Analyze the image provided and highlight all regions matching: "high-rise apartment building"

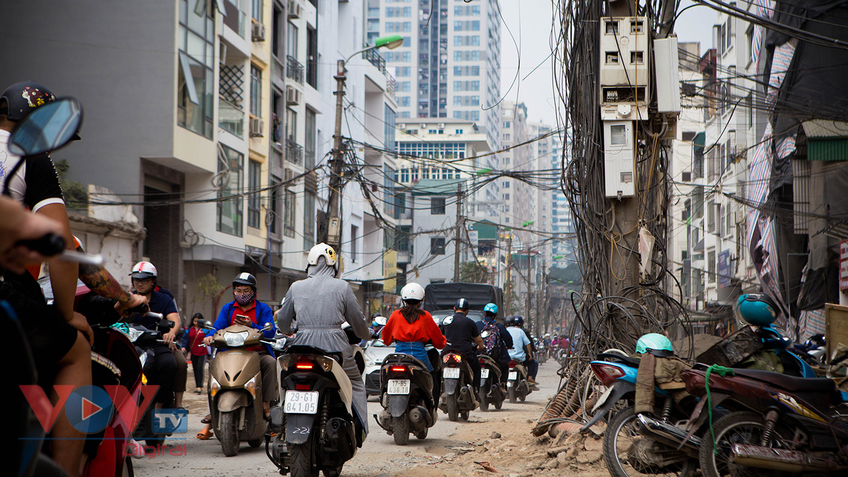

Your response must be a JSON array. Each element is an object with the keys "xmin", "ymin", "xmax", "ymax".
[{"xmin": 366, "ymin": 0, "xmax": 501, "ymax": 151}]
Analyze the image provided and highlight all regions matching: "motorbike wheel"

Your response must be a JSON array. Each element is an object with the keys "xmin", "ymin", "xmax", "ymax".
[
  {"xmin": 393, "ymin": 415, "xmax": 410, "ymax": 445},
  {"xmin": 248, "ymin": 439, "xmax": 261, "ymax": 448},
  {"xmin": 699, "ymin": 411, "xmax": 792, "ymax": 477},
  {"xmin": 479, "ymin": 386, "xmax": 489, "ymax": 412},
  {"xmin": 446, "ymin": 395, "xmax": 459, "ymax": 421},
  {"xmin": 518, "ymin": 390, "xmax": 526, "ymax": 402},
  {"xmin": 414, "ymin": 427, "xmax": 428, "ymax": 440},
  {"xmin": 460, "ymin": 411, "xmax": 469, "ymax": 421},
  {"xmin": 219, "ymin": 411, "xmax": 241, "ymax": 456},
  {"xmin": 493, "ymin": 396, "xmax": 503, "ymax": 410},
  {"xmin": 290, "ymin": 441, "xmax": 319, "ymax": 477},
  {"xmin": 604, "ymin": 406, "xmax": 695, "ymax": 477},
  {"xmin": 508, "ymin": 385, "xmax": 517, "ymax": 403}
]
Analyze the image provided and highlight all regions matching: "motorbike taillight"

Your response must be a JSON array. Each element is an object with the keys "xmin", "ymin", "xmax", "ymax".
[
  {"xmin": 590, "ymin": 362, "xmax": 626, "ymax": 386},
  {"xmin": 390, "ymin": 365, "xmax": 407, "ymax": 373},
  {"xmin": 508, "ymin": 360, "xmax": 516, "ymax": 369},
  {"xmin": 479, "ymin": 358, "xmax": 486, "ymax": 365},
  {"xmin": 443, "ymin": 354, "xmax": 462, "ymax": 363},
  {"xmin": 295, "ymin": 358, "xmax": 314, "ymax": 370}
]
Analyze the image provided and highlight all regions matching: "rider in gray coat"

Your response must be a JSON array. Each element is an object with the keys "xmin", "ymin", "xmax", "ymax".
[{"xmin": 276, "ymin": 243, "xmax": 372, "ymax": 434}]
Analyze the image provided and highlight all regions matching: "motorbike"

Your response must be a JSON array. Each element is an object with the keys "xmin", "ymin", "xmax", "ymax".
[
  {"xmin": 266, "ymin": 325, "xmax": 366, "ymax": 477},
  {"xmin": 374, "ymin": 352, "xmax": 437, "ymax": 445},
  {"xmin": 507, "ymin": 359, "xmax": 532, "ymax": 403},
  {"xmin": 440, "ymin": 350, "xmax": 477, "ymax": 421},
  {"xmin": 131, "ymin": 313, "xmax": 177, "ymax": 448},
  {"xmin": 206, "ymin": 321, "xmax": 275, "ymax": 456},
  {"xmin": 682, "ymin": 363, "xmax": 848, "ymax": 477},
  {"xmin": 477, "ymin": 353, "xmax": 506, "ymax": 411},
  {"xmin": 535, "ymin": 340, "xmax": 548, "ymax": 365}
]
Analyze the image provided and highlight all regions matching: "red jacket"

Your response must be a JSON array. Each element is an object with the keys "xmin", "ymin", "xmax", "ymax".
[
  {"xmin": 382, "ymin": 309, "xmax": 446, "ymax": 348},
  {"xmin": 185, "ymin": 327, "xmax": 208, "ymax": 356}
]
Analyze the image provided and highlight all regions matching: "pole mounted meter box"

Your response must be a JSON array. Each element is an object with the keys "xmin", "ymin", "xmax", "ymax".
[
  {"xmin": 603, "ymin": 120, "xmax": 635, "ymax": 198},
  {"xmin": 599, "ymin": 16, "xmax": 650, "ymax": 121}
]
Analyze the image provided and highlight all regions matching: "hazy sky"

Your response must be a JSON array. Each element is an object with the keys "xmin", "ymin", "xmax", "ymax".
[{"xmin": 498, "ymin": 0, "xmax": 718, "ymax": 127}]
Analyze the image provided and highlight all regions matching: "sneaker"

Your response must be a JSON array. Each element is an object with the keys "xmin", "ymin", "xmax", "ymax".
[{"xmin": 126, "ymin": 439, "xmax": 146, "ymax": 459}]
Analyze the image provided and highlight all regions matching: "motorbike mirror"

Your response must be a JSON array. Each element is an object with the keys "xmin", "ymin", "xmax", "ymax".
[
  {"xmin": 8, "ymin": 97, "xmax": 83, "ymax": 156},
  {"xmin": 160, "ymin": 318, "xmax": 175, "ymax": 328},
  {"xmin": 263, "ymin": 322, "xmax": 273, "ymax": 331},
  {"xmin": 197, "ymin": 319, "xmax": 213, "ymax": 329},
  {"xmin": 375, "ymin": 316, "xmax": 388, "ymax": 326}
]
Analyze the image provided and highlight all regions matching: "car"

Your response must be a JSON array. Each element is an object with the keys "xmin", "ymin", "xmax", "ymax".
[
  {"xmin": 430, "ymin": 309, "xmax": 484, "ymax": 326},
  {"xmin": 363, "ymin": 339, "xmax": 396, "ymax": 396}
]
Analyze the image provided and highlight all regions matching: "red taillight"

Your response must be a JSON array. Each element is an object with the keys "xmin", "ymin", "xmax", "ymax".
[
  {"xmin": 443, "ymin": 354, "xmax": 462, "ymax": 363},
  {"xmin": 508, "ymin": 360, "xmax": 516, "ymax": 369},
  {"xmin": 295, "ymin": 358, "xmax": 314, "ymax": 370},
  {"xmin": 295, "ymin": 384, "xmax": 311, "ymax": 390},
  {"xmin": 479, "ymin": 358, "xmax": 486, "ymax": 365},
  {"xmin": 390, "ymin": 366, "xmax": 407, "ymax": 373},
  {"xmin": 590, "ymin": 362, "xmax": 626, "ymax": 386}
]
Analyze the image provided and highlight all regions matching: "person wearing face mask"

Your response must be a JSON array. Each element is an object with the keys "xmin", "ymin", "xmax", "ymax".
[{"xmin": 203, "ymin": 272, "xmax": 278, "ymax": 419}]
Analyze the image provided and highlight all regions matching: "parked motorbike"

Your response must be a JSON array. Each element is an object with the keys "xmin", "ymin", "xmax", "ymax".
[
  {"xmin": 374, "ymin": 353, "xmax": 437, "ymax": 445},
  {"xmin": 440, "ymin": 351, "xmax": 477, "ymax": 421},
  {"xmin": 507, "ymin": 359, "xmax": 532, "ymax": 403},
  {"xmin": 682, "ymin": 364, "xmax": 848, "ymax": 477},
  {"xmin": 266, "ymin": 325, "xmax": 366, "ymax": 477},
  {"xmin": 477, "ymin": 353, "xmax": 506, "ymax": 411},
  {"xmin": 206, "ymin": 321, "xmax": 275, "ymax": 456}
]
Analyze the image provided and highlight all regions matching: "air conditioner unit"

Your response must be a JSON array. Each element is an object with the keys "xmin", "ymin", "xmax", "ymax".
[
  {"xmin": 286, "ymin": 86, "xmax": 301, "ymax": 105},
  {"xmin": 250, "ymin": 117, "xmax": 264, "ymax": 137},
  {"xmin": 398, "ymin": 123, "xmax": 406, "ymax": 129},
  {"xmin": 438, "ymin": 123, "xmax": 445, "ymax": 129},
  {"xmin": 420, "ymin": 123, "xmax": 427, "ymax": 129},
  {"xmin": 288, "ymin": 1, "xmax": 302, "ymax": 19},
  {"xmin": 251, "ymin": 22, "xmax": 266, "ymax": 42}
]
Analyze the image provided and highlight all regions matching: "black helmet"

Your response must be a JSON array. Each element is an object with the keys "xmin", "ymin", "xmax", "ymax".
[
  {"xmin": 454, "ymin": 298, "xmax": 470, "ymax": 311},
  {"xmin": 233, "ymin": 272, "xmax": 257, "ymax": 290},
  {"xmin": 504, "ymin": 316, "xmax": 515, "ymax": 326},
  {"xmin": 0, "ymin": 80, "xmax": 57, "ymax": 121},
  {"xmin": 513, "ymin": 315, "xmax": 524, "ymax": 326}
]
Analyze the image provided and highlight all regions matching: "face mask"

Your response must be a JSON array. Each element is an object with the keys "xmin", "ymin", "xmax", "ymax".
[{"xmin": 234, "ymin": 291, "xmax": 254, "ymax": 306}]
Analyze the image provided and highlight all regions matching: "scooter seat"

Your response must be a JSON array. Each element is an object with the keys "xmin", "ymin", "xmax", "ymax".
[
  {"xmin": 285, "ymin": 345, "xmax": 345, "ymax": 365},
  {"xmin": 733, "ymin": 368, "xmax": 836, "ymax": 393},
  {"xmin": 384, "ymin": 353, "xmax": 431, "ymax": 371}
]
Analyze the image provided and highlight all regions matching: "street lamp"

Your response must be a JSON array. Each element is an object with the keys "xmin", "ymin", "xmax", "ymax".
[{"xmin": 323, "ymin": 34, "xmax": 404, "ymax": 252}]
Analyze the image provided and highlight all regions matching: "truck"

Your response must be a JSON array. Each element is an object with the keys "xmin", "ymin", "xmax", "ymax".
[{"xmin": 423, "ymin": 283, "xmax": 504, "ymax": 325}]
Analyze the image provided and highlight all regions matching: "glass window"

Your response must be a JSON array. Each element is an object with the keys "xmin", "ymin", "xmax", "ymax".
[
  {"xmin": 286, "ymin": 108, "xmax": 297, "ymax": 141},
  {"xmin": 431, "ymin": 197, "xmax": 446, "ymax": 215},
  {"xmin": 610, "ymin": 124, "xmax": 627, "ymax": 145},
  {"xmin": 384, "ymin": 104, "xmax": 396, "ymax": 151},
  {"xmin": 287, "ymin": 22, "xmax": 298, "ymax": 59},
  {"xmin": 350, "ymin": 225, "xmax": 359, "ymax": 262},
  {"xmin": 303, "ymin": 191, "xmax": 315, "ymax": 249},
  {"xmin": 217, "ymin": 145, "xmax": 243, "ymax": 236},
  {"xmin": 178, "ymin": 2, "xmax": 214, "ymax": 138},
  {"xmin": 284, "ymin": 189, "xmax": 296, "ymax": 237},
  {"xmin": 305, "ymin": 109, "xmax": 316, "ymax": 168},
  {"xmin": 252, "ymin": 0, "xmax": 262, "ymax": 22},
  {"xmin": 430, "ymin": 237, "xmax": 446, "ymax": 255},
  {"xmin": 250, "ymin": 64, "xmax": 262, "ymax": 117},
  {"xmin": 248, "ymin": 160, "xmax": 261, "ymax": 228}
]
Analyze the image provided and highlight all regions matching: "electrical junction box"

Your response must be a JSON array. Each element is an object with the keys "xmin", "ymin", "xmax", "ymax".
[
  {"xmin": 603, "ymin": 120, "xmax": 635, "ymax": 198},
  {"xmin": 600, "ymin": 16, "xmax": 650, "ymax": 119},
  {"xmin": 654, "ymin": 36, "xmax": 681, "ymax": 113}
]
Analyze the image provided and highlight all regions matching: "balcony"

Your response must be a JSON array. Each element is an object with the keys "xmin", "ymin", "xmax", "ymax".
[
  {"xmin": 219, "ymin": 100, "xmax": 244, "ymax": 138},
  {"xmin": 386, "ymin": 71, "xmax": 396, "ymax": 100},
  {"xmin": 362, "ymin": 48, "xmax": 386, "ymax": 74},
  {"xmin": 287, "ymin": 56, "xmax": 304, "ymax": 85},
  {"xmin": 286, "ymin": 139, "xmax": 303, "ymax": 166}
]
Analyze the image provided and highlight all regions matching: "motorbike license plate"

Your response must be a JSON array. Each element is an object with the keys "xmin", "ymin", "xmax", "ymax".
[
  {"xmin": 592, "ymin": 386, "xmax": 614, "ymax": 413},
  {"xmin": 443, "ymin": 367, "xmax": 461, "ymax": 379},
  {"xmin": 284, "ymin": 391, "xmax": 319, "ymax": 414},
  {"xmin": 387, "ymin": 379, "xmax": 410, "ymax": 395},
  {"xmin": 481, "ymin": 369, "xmax": 490, "ymax": 379},
  {"xmin": 508, "ymin": 372, "xmax": 517, "ymax": 381}
]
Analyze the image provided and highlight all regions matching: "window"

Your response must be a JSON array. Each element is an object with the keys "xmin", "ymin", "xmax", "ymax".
[
  {"xmin": 178, "ymin": 0, "xmax": 214, "ymax": 138},
  {"xmin": 431, "ymin": 197, "xmax": 446, "ymax": 215},
  {"xmin": 269, "ymin": 176, "xmax": 280, "ymax": 234},
  {"xmin": 217, "ymin": 145, "xmax": 243, "ymax": 236},
  {"xmin": 350, "ymin": 225, "xmax": 359, "ymax": 262},
  {"xmin": 250, "ymin": 64, "xmax": 262, "ymax": 117},
  {"xmin": 503, "ymin": 193, "xmax": 510, "ymax": 200},
  {"xmin": 287, "ymin": 22, "xmax": 298, "ymax": 58},
  {"xmin": 252, "ymin": 0, "xmax": 262, "ymax": 22},
  {"xmin": 430, "ymin": 237, "xmax": 446, "ymax": 255},
  {"xmin": 286, "ymin": 108, "xmax": 296, "ymax": 141},
  {"xmin": 384, "ymin": 105, "xmax": 396, "ymax": 151},
  {"xmin": 707, "ymin": 250, "xmax": 716, "ymax": 283},
  {"xmin": 502, "ymin": 181, "xmax": 510, "ymax": 188},
  {"xmin": 248, "ymin": 160, "xmax": 261, "ymax": 228},
  {"xmin": 305, "ymin": 108, "xmax": 316, "ymax": 168},
  {"xmin": 283, "ymin": 189, "xmax": 296, "ymax": 237},
  {"xmin": 306, "ymin": 25, "xmax": 318, "ymax": 87},
  {"xmin": 303, "ymin": 191, "xmax": 315, "ymax": 249}
]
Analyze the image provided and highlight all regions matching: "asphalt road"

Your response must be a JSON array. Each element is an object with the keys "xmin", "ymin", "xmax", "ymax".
[{"xmin": 132, "ymin": 356, "xmax": 562, "ymax": 476}]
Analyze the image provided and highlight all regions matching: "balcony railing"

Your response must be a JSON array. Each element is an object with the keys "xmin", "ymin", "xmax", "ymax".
[
  {"xmin": 362, "ymin": 48, "xmax": 386, "ymax": 73},
  {"xmin": 386, "ymin": 71, "xmax": 396, "ymax": 100},
  {"xmin": 286, "ymin": 139, "xmax": 303, "ymax": 166},
  {"xmin": 287, "ymin": 56, "xmax": 304, "ymax": 85}
]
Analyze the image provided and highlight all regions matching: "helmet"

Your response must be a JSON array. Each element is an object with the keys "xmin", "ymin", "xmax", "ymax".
[
  {"xmin": 635, "ymin": 333, "xmax": 674, "ymax": 357},
  {"xmin": 401, "ymin": 282, "xmax": 425, "ymax": 301},
  {"xmin": 504, "ymin": 316, "xmax": 515, "ymax": 326},
  {"xmin": 544, "ymin": 333, "xmax": 551, "ymax": 338},
  {"xmin": 513, "ymin": 315, "xmax": 524, "ymax": 326},
  {"xmin": 233, "ymin": 272, "xmax": 257, "ymax": 290},
  {"xmin": 454, "ymin": 298, "xmax": 470, "ymax": 310},
  {"xmin": 372, "ymin": 315, "xmax": 387, "ymax": 326},
  {"xmin": 129, "ymin": 261, "xmax": 158, "ymax": 279},
  {"xmin": 737, "ymin": 293, "xmax": 779, "ymax": 327},
  {"xmin": 484, "ymin": 303, "xmax": 498, "ymax": 314},
  {"xmin": 0, "ymin": 80, "xmax": 57, "ymax": 121},
  {"xmin": 307, "ymin": 243, "xmax": 338, "ymax": 271}
]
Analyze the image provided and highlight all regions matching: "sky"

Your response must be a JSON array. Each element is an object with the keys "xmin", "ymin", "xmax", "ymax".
[{"xmin": 498, "ymin": 0, "xmax": 718, "ymax": 127}]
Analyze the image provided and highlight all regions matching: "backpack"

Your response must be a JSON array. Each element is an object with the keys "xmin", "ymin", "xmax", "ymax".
[{"xmin": 481, "ymin": 320, "xmax": 502, "ymax": 357}]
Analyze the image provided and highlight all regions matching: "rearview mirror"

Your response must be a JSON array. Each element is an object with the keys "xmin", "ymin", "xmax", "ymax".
[{"xmin": 8, "ymin": 97, "xmax": 83, "ymax": 156}]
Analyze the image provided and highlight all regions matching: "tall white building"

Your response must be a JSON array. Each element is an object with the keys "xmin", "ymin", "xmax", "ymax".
[
  {"xmin": 366, "ymin": 0, "xmax": 501, "ymax": 152},
  {"xmin": 549, "ymin": 133, "xmax": 574, "ymax": 267}
]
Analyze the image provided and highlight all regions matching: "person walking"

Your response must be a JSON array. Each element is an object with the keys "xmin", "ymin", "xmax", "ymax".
[{"xmin": 182, "ymin": 313, "xmax": 208, "ymax": 394}]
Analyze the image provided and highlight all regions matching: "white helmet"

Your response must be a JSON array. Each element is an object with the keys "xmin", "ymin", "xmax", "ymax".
[
  {"xmin": 401, "ymin": 282, "xmax": 425, "ymax": 302},
  {"xmin": 307, "ymin": 243, "xmax": 338, "ymax": 270},
  {"xmin": 129, "ymin": 261, "xmax": 158, "ymax": 279}
]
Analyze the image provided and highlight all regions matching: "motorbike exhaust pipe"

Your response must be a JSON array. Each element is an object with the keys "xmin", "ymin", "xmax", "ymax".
[
  {"xmin": 408, "ymin": 406, "xmax": 431, "ymax": 429},
  {"xmin": 731, "ymin": 444, "xmax": 844, "ymax": 472},
  {"xmin": 635, "ymin": 414, "xmax": 701, "ymax": 451}
]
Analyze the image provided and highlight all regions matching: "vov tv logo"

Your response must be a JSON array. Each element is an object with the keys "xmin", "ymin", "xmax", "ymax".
[{"xmin": 19, "ymin": 384, "xmax": 186, "ymax": 435}]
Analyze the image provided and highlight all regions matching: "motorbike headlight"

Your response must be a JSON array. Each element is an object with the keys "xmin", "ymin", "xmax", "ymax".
[{"xmin": 224, "ymin": 331, "xmax": 249, "ymax": 347}]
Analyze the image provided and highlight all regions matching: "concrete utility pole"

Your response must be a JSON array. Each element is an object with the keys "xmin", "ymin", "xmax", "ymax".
[
  {"xmin": 504, "ymin": 232, "xmax": 513, "ymax": 315},
  {"xmin": 453, "ymin": 183, "xmax": 463, "ymax": 282},
  {"xmin": 525, "ymin": 250, "xmax": 532, "ymax": 332},
  {"xmin": 322, "ymin": 59, "xmax": 347, "ymax": 252}
]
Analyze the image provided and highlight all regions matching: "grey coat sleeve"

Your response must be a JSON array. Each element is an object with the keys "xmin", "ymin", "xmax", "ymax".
[
  {"xmin": 276, "ymin": 288, "xmax": 296, "ymax": 334},
  {"xmin": 342, "ymin": 283, "xmax": 370, "ymax": 340}
]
